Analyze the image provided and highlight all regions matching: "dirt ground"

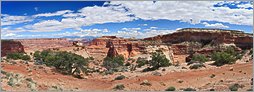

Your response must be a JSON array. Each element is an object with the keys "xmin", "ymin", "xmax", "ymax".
[{"xmin": 1, "ymin": 60, "xmax": 252, "ymax": 91}]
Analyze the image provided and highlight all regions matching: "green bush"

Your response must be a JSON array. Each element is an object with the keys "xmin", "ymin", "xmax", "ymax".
[
  {"xmin": 165, "ymin": 86, "xmax": 176, "ymax": 91},
  {"xmin": 211, "ymin": 52, "xmax": 236, "ymax": 66},
  {"xmin": 149, "ymin": 51, "xmax": 171, "ymax": 70},
  {"xmin": 191, "ymin": 54, "xmax": 208, "ymax": 63},
  {"xmin": 113, "ymin": 84, "xmax": 125, "ymax": 90},
  {"xmin": 247, "ymin": 88, "xmax": 253, "ymax": 91},
  {"xmin": 6, "ymin": 53, "xmax": 31, "ymax": 61},
  {"xmin": 114, "ymin": 75, "xmax": 126, "ymax": 80},
  {"xmin": 103, "ymin": 55, "xmax": 124, "ymax": 70},
  {"xmin": 183, "ymin": 88, "xmax": 196, "ymax": 91},
  {"xmin": 136, "ymin": 57, "xmax": 148, "ymax": 68},
  {"xmin": 229, "ymin": 84, "xmax": 240, "ymax": 91},
  {"xmin": 33, "ymin": 50, "xmax": 90, "ymax": 76}
]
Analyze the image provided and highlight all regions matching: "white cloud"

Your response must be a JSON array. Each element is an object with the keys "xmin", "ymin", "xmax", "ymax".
[
  {"xmin": 202, "ymin": 22, "xmax": 229, "ymax": 29},
  {"xmin": 25, "ymin": 20, "xmax": 64, "ymax": 32},
  {"xmin": 237, "ymin": 2, "xmax": 253, "ymax": 9},
  {"xmin": 150, "ymin": 27, "xmax": 157, "ymax": 29},
  {"xmin": 2, "ymin": 1, "xmax": 252, "ymax": 39},
  {"xmin": 115, "ymin": 27, "xmax": 175, "ymax": 38},
  {"xmin": 106, "ymin": 1, "xmax": 253, "ymax": 25},
  {"xmin": 121, "ymin": 27, "xmax": 141, "ymax": 32},
  {"xmin": 33, "ymin": 10, "xmax": 73, "ymax": 17},
  {"xmin": 55, "ymin": 28, "xmax": 110, "ymax": 37},
  {"xmin": 4, "ymin": 33, "xmax": 16, "ymax": 37},
  {"xmin": 1, "ymin": 14, "xmax": 33, "ymax": 26},
  {"xmin": 77, "ymin": 6, "xmax": 136, "ymax": 26}
]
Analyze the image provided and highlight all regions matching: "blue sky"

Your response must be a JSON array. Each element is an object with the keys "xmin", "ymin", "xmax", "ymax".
[{"xmin": 1, "ymin": 1, "xmax": 253, "ymax": 39}]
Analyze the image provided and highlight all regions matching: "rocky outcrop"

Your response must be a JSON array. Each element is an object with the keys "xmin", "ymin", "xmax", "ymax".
[
  {"xmin": 144, "ymin": 28, "xmax": 253, "ymax": 50},
  {"xmin": 106, "ymin": 41, "xmax": 118, "ymax": 57},
  {"xmin": 87, "ymin": 36, "xmax": 145, "ymax": 59},
  {"xmin": 1, "ymin": 40, "xmax": 25, "ymax": 57},
  {"xmin": 15, "ymin": 38, "xmax": 72, "ymax": 52}
]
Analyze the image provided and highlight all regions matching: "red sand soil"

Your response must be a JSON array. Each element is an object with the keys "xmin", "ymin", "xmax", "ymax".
[{"xmin": 1, "ymin": 61, "xmax": 252, "ymax": 91}]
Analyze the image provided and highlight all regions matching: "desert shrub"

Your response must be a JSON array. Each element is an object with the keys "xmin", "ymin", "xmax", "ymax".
[
  {"xmin": 191, "ymin": 54, "xmax": 208, "ymax": 63},
  {"xmin": 136, "ymin": 57, "xmax": 148, "ymax": 67},
  {"xmin": 210, "ymin": 74, "xmax": 216, "ymax": 78},
  {"xmin": 6, "ymin": 53, "xmax": 31, "ymax": 61},
  {"xmin": 113, "ymin": 84, "xmax": 125, "ymax": 90},
  {"xmin": 210, "ymin": 89, "xmax": 215, "ymax": 91},
  {"xmin": 189, "ymin": 63, "xmax": 205, "ymax": 69},
  {"xmin": 33, "ymin": 50, "xmax": 90, "ymax": 76},
  {"xmin": 249, "ymin": 49, "xmax": 253, "ymax": 55},
  {"xmin": 149, "ymin": 51, "xmax": 171, "ymax": 70},
  {"xmin": 224, "ymin": 46, "xmax": 237, "ymax": 55},
  {"xmin": 114, "ymin": 75, "xmax": 126, "ymax": 80},
  {"xmin": 165, "ymin": 86, "xmax": 176, "ymax": 91},
  {"xmin": 1, "ymin": 70, "xmax": 7, "ymax": 75},
  {"xmin": 229, "ymin": 84, "xmax": 241, "ymax": 91},
  {"xmin": 104, "ymin": 70, "xmax": 114, "ymax": 75},
  {"xmin": 7, "ymin": 77, "xmax": 15, "ymax": 87},
  {"xmin": 125, "ymin": 62, "xmax": 131, "ymax": 66},
  {"xmin": 211, "ymin": 52, "xmax": 236, "ymax": 66},
  {"xmin": 142, "ymin": 67, "xmax": 156, "ymax": 72},
  {"xmin": 103, "ymin": 55, "xmax": 124, "ymax": 70},
  {"xmin": 183, "ymin": 87, "xmax": 196, "ymax": 91},
  {"xmin": 247, "ymin": 88, "xmax": 253, "ymax": 91}
]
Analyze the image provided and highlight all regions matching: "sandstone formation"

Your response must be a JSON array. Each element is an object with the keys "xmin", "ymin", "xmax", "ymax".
[
  {"xmin": 144, "ymin": 28, "xmax": 253, "ymax": 55},
  {"xmin": 1, "ymin": 40, "xmax": 25, "ymax": 57},
  {"xmin": 15, "ymin": 38, "xmax": 72, "ymax": 52},
  {"xmin": 87, "ymin": 36, "xmax": 145, "ymax": 59},
  {"xmin": 106, "ymin": 41, "xmax": 118, "ymax": 57}
]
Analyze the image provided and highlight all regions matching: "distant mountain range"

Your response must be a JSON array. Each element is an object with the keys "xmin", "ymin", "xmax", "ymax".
[{"xmin": 61, "ymin": 36, "xmax": 97, "ymax": 41}]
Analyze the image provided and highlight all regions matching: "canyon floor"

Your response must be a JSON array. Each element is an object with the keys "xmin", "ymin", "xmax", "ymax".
[{"xmin": 1, "ymin": 59, "xmax": 252, "ymax": 91}]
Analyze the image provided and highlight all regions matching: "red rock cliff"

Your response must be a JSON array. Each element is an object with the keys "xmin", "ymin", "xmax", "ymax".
[
  {"xmin": 144, "ymin": 28, "xmax": 253, "ymax": 49},
  {"xmin": 1, "ymin": 40, "xmax": 25, "ymax": 57},
  {"xmin": 15, "ymin": 38, "xmax": 72, "ymax": 52}
]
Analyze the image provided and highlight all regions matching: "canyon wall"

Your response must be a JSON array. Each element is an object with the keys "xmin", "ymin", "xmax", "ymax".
[
  {"xmin": 1, "ymin": 40, "xmax": 25, "ymax": 57},
  {"xmin": 15, "ymin": 38, "xmax": 72, "ymax": 52},
  {"xmin": 144, "ymin": 28, "xmax": 253, "ymax": 55}
]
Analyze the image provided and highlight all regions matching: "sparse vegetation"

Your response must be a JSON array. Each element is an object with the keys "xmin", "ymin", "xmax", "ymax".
[
  {"xmin": 114, "ymin": 75, "xmax": 126, "ymax": 80},
  {"xmin": 229, "ymin": 83, "xmax": 240, "ymax": 91},
  {"xmin": 32, "ymin": 50, "xmax": 90, "ymax": 77},
  {"xmin": 103, "ymin": 55, "xmax": 124, "ymax": 71},
  {"xmin": 136, "ymin": 57, "xmax": 148, "ymax": 68},
  {"xmin": 210, "ymin": 74, "xmax": 216, "ymax": 78},
  {"xmin": 183, "ymin": 87, "xmax": 196, "ymax": 91},
  {"xmin": 143, "ymin": 51, "xmax": 171, "ymax": 71},
  {"xmin": 113, "ymin": 84, "xmax": 125, "ymax": 90},
  {"xmin": 6, "ymin": 53, "xmax": 31, "ymax": 61},
  {"xmin": 212, "ymin": 51, "xmax": 236, "ymax": 66},
  {"xmin": 165, "ymin": 86, "xmax": 176, "ymax": 91},
  {"xmin": 191, "ymin": 54, "xmax": 208, "ymax": 63}
]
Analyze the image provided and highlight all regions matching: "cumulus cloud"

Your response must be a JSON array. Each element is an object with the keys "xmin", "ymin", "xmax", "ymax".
[
  {"xmin": 2, "ymin": 1, "xmax": 252, "ymax": 39},
  {"xmin": 1, "ymin": 14, "xmax": 33, "ymax": 26},
  {"xmin": 4, "ymin": 33, "xmax": 16, "ymax": 37},
  {"xmin": 106, "ymin": 1, "xmax": 253, "ymax": 25},
  {"xmin": 77, "ymin": 6, "xmax": 136, "ymax": 25},
  {"xmin": 55, "ymin": 28, "xmax": 110, "ymax": 37},
  {"xmin": 115, "ymin": 27, "xmax": 175, "ymax": 38},
  {"xmin": 33, "ymin": 10, "xmax": 73, "ymax": 17},
  {"xmin": 202, "ymin": 22, "xmax": 229, "ymax": 29}
]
